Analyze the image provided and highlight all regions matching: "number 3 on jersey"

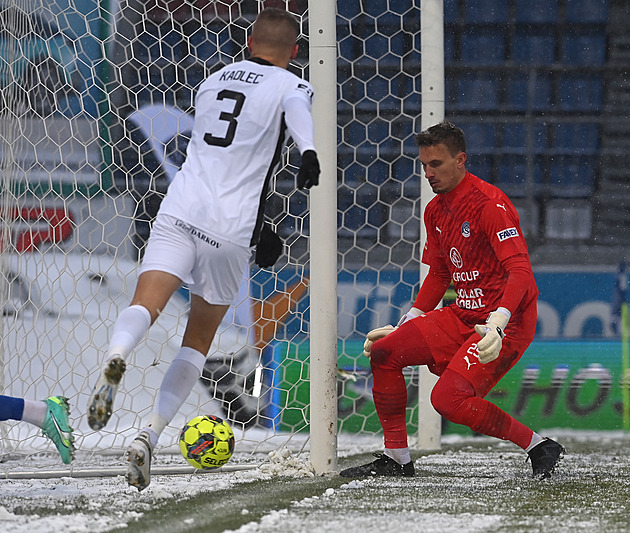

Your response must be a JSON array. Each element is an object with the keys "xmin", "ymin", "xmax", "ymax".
[{"xmin": 204, "ymin": 90, "xmax": 246, "ymax": 148}]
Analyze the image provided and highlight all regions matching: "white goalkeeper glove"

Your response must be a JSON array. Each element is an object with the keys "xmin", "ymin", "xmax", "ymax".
[
  {"xmin": 396, "ymin": 307, "xmax": 424, "ymax": 327},
  {"xmin": 363, "ymin": 308, "xmax": 425, "ymax": 358},
  {"xmin": 474, "ymin": 307, "xmax": 511, "ymax": 364},
  {"xmin": 363, "ymin": 325, "xmax": 396, "ymax": 358}
]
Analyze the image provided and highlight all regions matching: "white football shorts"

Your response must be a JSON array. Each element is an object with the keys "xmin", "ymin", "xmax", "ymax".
[{"xmin": 139, "ymin": 214, "xmax": 253, "ymax": 305}]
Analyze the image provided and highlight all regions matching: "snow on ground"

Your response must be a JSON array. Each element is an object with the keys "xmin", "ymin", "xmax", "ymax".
[{"xmin": 2, "ymin": 431, "xmax": 630, "ymax": 533}]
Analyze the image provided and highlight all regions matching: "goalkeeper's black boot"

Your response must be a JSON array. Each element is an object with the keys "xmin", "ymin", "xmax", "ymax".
[
  {"xmin": 339, "ymin": 453, "xmax": 415, "ymax": 478},
  {"xmin": 527, "ymin": 438, "xmax": 565, "ymax": 479}
]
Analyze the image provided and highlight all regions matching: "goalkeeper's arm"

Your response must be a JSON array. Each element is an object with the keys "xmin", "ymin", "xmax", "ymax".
[{"xmin": 412, "ymin": 262, "xmax": 452, "ymax": 312}]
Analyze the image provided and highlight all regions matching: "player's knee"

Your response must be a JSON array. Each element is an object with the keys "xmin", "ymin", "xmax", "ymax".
[
  {"xmin": 369, "ymin": 338, "xmax": 392, "ymax": 367},
  {"xmin": 430, "ymin": 373, "xmax": 475, "ymax": 422}
]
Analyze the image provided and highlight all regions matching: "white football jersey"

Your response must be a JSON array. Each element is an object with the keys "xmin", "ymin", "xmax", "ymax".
[{"xmin": 158, "ymin": 58, "xmax": 315, "ymax": 248}]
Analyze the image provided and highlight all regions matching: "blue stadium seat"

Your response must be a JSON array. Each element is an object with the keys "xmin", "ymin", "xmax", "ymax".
[
  {"xmin": 501, "ymin": 123, "xmax": 547, "ymax": 154},
  {"xmin": 505, "ymin": 73, "xmax": 553, "ymax": 111},
  {"xmin": 444, "ymin": 0, "xmax": 459, "ymax": 24},
  {"xmin": 514, "ymin": 0, "xmax": 558, "ymax": 24},
  {"xmin": 468, "ymin": 154, "xmax": 494, "ymax": 182},
  {"xmin": 562, "ymin": 33, "xmax": 607, "ymax": 65},
  {"xmin": 461, "ymin": 28, "xmax": 507, "ymax": 64},
  {"xmin": 497, "ymin": 155, "xmax": 544, "ymax": 197},
  {"xmin": 452, "ymin": 72, "xmax": 500, "ymax": 110},
  {"xmin": 549, "ymin": 156, "xmax": 596, "ymax": 197},
  {"xmin": 551, "ymin": 123, "xmax": 600, "ymax": 155},
  {"xmin": 566, "ymin": 0, "xmax": 609, "ymax": 24},
  {"xmin": 464, "ymin": 0, "xmax": 509, "ymax": 24},
  {"xmin": 512, "ymin": 30, "xmax": 556, "ymax": 64},
  {"xmin": 557, "ymin": 74, "xmax": 604, "ymax": 111},
  {"xmin": 462, "ymin": 123, "xmax": 496, "ymax": 153}
]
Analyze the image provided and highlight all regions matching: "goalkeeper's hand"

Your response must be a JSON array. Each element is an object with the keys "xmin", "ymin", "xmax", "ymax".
[
  {"xmin": 396, "ymin": 307, "xmax": 424, "ymax": 327},
  {"xmin": 297, "ymin": 150, "xmax": 320, "ymax": 189},
  {"xmin": 473, "ymin": 307, "xmax": 511, "ymax": 364},
  {"xmin": 363, "ymin": 325, "xmax": 396, "ymax": 358}
]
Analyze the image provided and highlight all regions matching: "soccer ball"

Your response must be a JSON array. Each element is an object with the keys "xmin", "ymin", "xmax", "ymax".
[{"xmin": 179, "ymin": 415, "xmax": 235, "ymax": 469}]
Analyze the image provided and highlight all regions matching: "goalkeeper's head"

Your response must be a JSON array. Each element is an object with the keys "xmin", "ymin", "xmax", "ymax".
[
  {"xmin": 248, "ymin": 8, "xmax": 300, "ymax": 68},
  {"xmin": 415, "ymin": 121, "xmax": 468, "ymax": 194}
]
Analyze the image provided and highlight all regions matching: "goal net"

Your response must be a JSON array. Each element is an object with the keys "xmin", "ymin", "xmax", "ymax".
[{"xmin": 0, "ymin": 0, "xmax": 425, "ymax": 475}]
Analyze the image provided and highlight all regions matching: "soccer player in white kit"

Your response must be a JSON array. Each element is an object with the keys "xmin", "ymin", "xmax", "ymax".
[{"xmin": 86, "ymin": 8, "xmax": 320, "ymax": 491}]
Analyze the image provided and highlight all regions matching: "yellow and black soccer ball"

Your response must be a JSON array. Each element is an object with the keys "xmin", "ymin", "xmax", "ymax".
[{"xmin": 179, "ymin": 415, "xmax": 235, "ymax": 469}]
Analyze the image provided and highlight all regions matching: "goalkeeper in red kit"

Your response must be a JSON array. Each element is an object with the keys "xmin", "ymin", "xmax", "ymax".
[{"xmin": 340, "ymin": 121, "xmax": 564, "ymax": 480}]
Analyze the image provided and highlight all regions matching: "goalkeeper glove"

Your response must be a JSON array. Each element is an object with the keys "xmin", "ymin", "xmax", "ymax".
[
  {"xmin": 396, "ymin": 307, "xmax": 424, "ymax": 327},
  {"xmin": 473, "ymin": 307, "xmax": 511, "ymax": 364},
  {"xmin": 297, "ymin": 150, "xmax": 320, "ymax": 189},
  {"xmin": 363, "ymin": 325, "xmax": 396, "ymax": 358}
]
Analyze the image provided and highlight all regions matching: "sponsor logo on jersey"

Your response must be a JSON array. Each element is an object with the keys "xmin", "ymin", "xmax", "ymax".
[
  {"xmin": 450, "ymin": 247, "xmax": 463, "ymax": 268},
  {"xmin": 496, "ymin": 203, "xmax": 507, "ymax": 212},
  {"xmin": 497, "ymin": 227, "xmax": 519, "ymax": 242},
  {"xmin": 452, "ymin": 270, "xmax": 480, "ymax": 282},
  {"xmin": 461, "ymin": 221, "xmax": 470, "ymax": 238}
]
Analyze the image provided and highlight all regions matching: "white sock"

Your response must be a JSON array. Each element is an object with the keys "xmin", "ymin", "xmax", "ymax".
[
  {"xmin": 21, "ymin": 399, "xmax": 47, "ymax": 428},
  {"xmin": 525, "ymin": 432, "xmax": 545, "ymax": 453},
  {"xmin": 145, "ymin": 347, "xmax": 207, "ymax": 441},
  {"xmin": 384, "ymin": 447, "xmax": 411, "ymax": 465},
  {"xmin": 106, "ymin": 305, "xmax": 152, "ymax": 364}
]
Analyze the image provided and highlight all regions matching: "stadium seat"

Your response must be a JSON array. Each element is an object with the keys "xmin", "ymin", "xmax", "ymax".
[
  {"xmin": 462, "ymin": 123, "xmax": 496, "ymax": 154},
  {"xmin": 444, "ymin": 0, "xmax": 459, "ymax": 24},
  {"xmin": 505, "ymin": 73, "xmax": 553, "ymax": 111},
  {"xmin": 497, "ymin": 154, "xmax": 544, "ymax": 197},
  {"xmin": 557, "ymin": 74, "xmax": 603, "ymax": 111},
  {"xmin": 548, "ymin": 156, "xmax": 596, "ymax": 197},
  {"xmin": 566, "ymin": 0, "xmax": 609, "ymax": 24},
  {"xmin": 452, "ymin": 72, "xmax": 500, "ymax": 111},
  {"xmin": 512, "ymin": 30, "xmax": 556, "ymax": 64},
  {"xmin": 464, "ymin": 0, "xmax": 509, "ymax": 24},
  {"xmin": 514, "ymin": 0, "xmax": 558, "ymax": 24},
  {"xmin": 468, "ymin": 154, "xmax": 494, "ymax": 182},
  {"xmin": 551, "ymin": 123, "xmax": 601, "ymax": 155},
  {"xmin": 501, "ymin": 122, "xmax": 547, "ymax": 154},
  {"xmin": 561, "ymin": 33, "xmax": 607, "ymax": 65},
  {"xmin": 461, "ymin": 28, "xmax": 507, "ymax": 64}
]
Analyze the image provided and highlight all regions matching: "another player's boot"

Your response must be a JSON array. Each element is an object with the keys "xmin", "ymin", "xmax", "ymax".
[
  {"xmin": 339, "ymin": 453, "xmax": 415, "ymax": 478},
  {"xmin": 527, "ymin": 437, "xmax": 565, "ymax": 479},
  {"xmin": 41, "ymin": 396, "xmax": 75, "ymax": 464},
  {"xmin": 87, "ymin": 357, "xmax": 126, "ymax": 430},
  {"xmin": 126, "ymin": 431, "xmax": 153, "ymax": 491}
]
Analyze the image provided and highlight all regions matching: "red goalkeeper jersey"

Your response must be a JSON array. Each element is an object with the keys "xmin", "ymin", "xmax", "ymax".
[{"xmin": 422, "ymin": 172, "xmax": 538, "ymax": 336}]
